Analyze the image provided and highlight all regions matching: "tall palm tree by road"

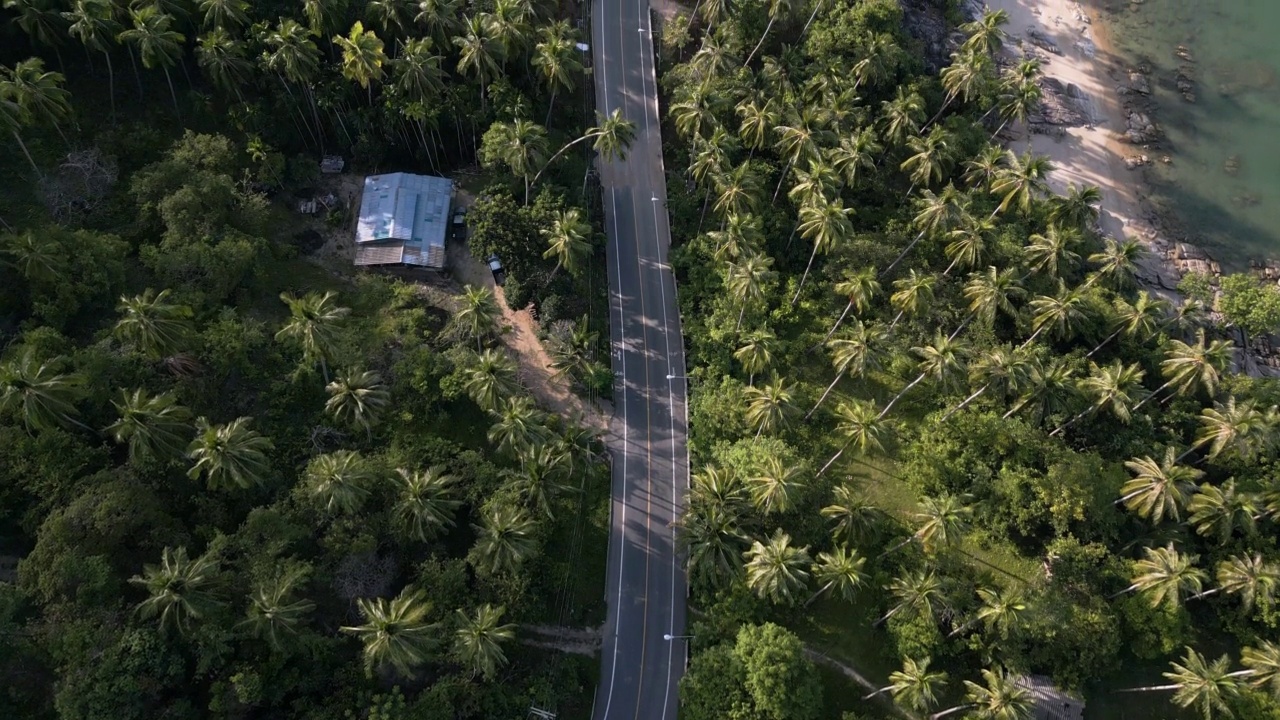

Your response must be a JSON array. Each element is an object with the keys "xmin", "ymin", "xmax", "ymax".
[
  {"xmin": 542, "ymin": 207, "xmax": 592, "ymax": 278},
  {"xmin": 341, "ymin": 588, "xmax": 440, "ymax": 678},
  {"xmin": 744, "ymin": 529, "xmax": 812, "ymax": 605},
  {"xmin": 453, "ymin": 604, "xmax": 516, "ymax": 679}
]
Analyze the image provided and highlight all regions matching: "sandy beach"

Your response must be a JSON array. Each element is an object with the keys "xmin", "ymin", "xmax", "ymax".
[{"xmin": 979, "ymin": 0, "xmax": 1183, "ymax": 295}]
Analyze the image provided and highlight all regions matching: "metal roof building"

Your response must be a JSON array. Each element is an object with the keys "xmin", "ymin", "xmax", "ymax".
[
  {"xmin": 353, "ymin": 172, "xmax": 453, "ymax": 269},
  {"xmin": 1015, "ymin": 675, "xmax": 1084, "ymax": 720}
]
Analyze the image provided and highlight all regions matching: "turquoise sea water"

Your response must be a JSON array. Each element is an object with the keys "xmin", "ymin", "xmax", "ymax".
[{"xmin": 1094, "ymin": 0, "xmax": 1280, "ymax": 269}]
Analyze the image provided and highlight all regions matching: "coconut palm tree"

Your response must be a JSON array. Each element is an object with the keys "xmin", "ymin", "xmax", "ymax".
[
  {"xmin": 1240, "ymin": 642, "xmax": 1280, "ymax": 699},
  {"xmin": 301, "ymin": 0, "xmax": 346, "ymax": 37},
  {"xmin": 0, "ymin": 350, "xmax": 84, "ymax": 432},
  {"xmin": 923, "ymin": 50, "xmax": 991, "ymax": 130},
  {"xmin": 1191, "ymin": 396, "xmax": 1274, "ymax": 463},
  {"xmin": 198, "ymin": 0, "xmax": 248, "ymax": 30},
  {"xmin": 1047, "ymin": 184, "xmax": 1103, "ymax": 232},
  {"xmin": 727, "ymin": 252, "xmax": 776, "ymax": 332},
  {"xmin": 821, "ymin": 485, "xmax": 883, "ymax": 545},
  {"xmin": 453, "ymin": 604, "xmax": 516, "ymax": 679},
  {"xmin": 240, "ymin": 566, "xmax": 315, "ymax": 651},
  {"xmin": 888, "ymin": 269, "xmax": 937, "ymax": 330},
  {"xmin": 883, "ymin": 184, "xmax": 969, "ymax": 276},
  {"xmin": 414, "ymin": 0, "xmax": 463, "ymax": 47},
  {"xmin": 117, "ymin": 6, "xmax": 185, "ymax": 116},
  {"xmin": 2, "ymin": 57, "xmax": 71, "ymax": 144},
  {"xmin": 959, "ymin": 667, "xmax": 1032, "ymax": 720},
  {"xmin": 393, "ymin": 467, "xmax": 461, "ymax": 542},
  {"xmin": 991, "ymin": 150, "xmax": 1053, "ymax": 217},
  {"xmin": 187, "ymin": 416, "xmax": 273, "ymax": 491},
  {"xmin": 305, "ymin": 451, "xmax": 375, "ymax": 515},
  {"xmin": 963, "ymin": 266, "xmax": 1025, "ymax": 329},
  {"xmin": 341, "ymin": 587, "xmax": 440, "ymax": 677},
  {"xmin": 195, "ymin": 29, "xmax": 253, "ymax": 101},
  {"xmin": 1024, "ymin": 225, "xmax": 1083, "ymax": 279},
  {"xmin": 901, "ymin": 127, "xmax": 955, "ymax": 197},
  {"xmin": 744, "ymin": 374, "xmax": 796, "ymax": 438},
  {"xmin": 1050, "ymin": 360, "xmax": 1146, "ymax": 436},
  {"xmin": 107, "ymin": 388, "xmax": 192, "ymax": 464},
  {"xmin": 806, "ymin": 544, "xmax": 867, "ymax": 605},
  {"xmin": 454, "ymin": 15, "xmax": 503, "ymax": 106},
  {"xmin": 749, "ymin": 456, "xmax": 805, "ymax": 515},
  {"xmin": 130, "ymin": 546, "xmax": 221, "ymax": 635},
  {"xmin": 1134, "ymin": 331, "xmax": 1234, "ymax": 411},
  {"xmin": 864, "ymin": 657, "xmax": 948, "ymax": 712},
  {"xmin": 744, "ymin": 529, "xmax": 812, "ymax": 605},
  {"xmin": 1085, "ymin": 237, "xmax": 1145, "ymax": 291},
  {"xmin": 744, "ymin": 0, "xmax": 792, "ymax": 63},
  {"xmin": 734, "ymin": 329, "xmax": 774, "ymax": 386},
  {"xmin": 942, "ymin": 346, "xmax": 1030, "ymax": 421},
  {"xmin": 532, "ymin": 21, "xmax": 581, "ymax": 125},
  {"xmin": 787, "ymin": 156, "xmax": 838, "ymax": 208},
  {"xmin": 542, "ymin": 207, "xmax": 592, "ymax": 278},
  {"xmin": 809, "ymin": 320, "xmax": 887, "ymax": 418},
  {"xmin": 334, "ymin": 21, "xmax": 387, "ymax": 100},
  {"xmin": 879, "ymin": 568, "xmax": 943, "ymax": 626},
  {"xmin": 481, "ymin": 0, "xmax": 533, "ymax": 62},
  {"xmin": 393, "ymin": 37, "xmax": 444, "ymax": 105},
  {"xmin": 1191, "ymin": 555, "xmax": 1280, "ymax": 612},
  {"xmin": 113, "ymin": 288, "xmax": 193, "ymax": 359},
  {"xmin": 324, "ymin": 369, "xmax": 390, "ymax": 437},
  {"xmin": 878, "ymin": 333, "xmax": 968, "ymax": 419},
  {"xmin": 962, "ymin": 8, "xmax": 1010, "ymax": 56},
  {"xmin": 463, "ymin": 348, "xmax": 520, "ymax": 411},
  {"xmin": 1022, "ymin": 282, "xmax": 1086, "ymax": 348},
  {"xmin": 1119, "ymin": 448, "xmax": 1202, "ymax": 524},
  {"xmin": 507, "ymin": 444, "xmax": 572, "ymax": 519},
  {"xmin": 880, "ymin": 87, "xmax": 926, "ymax": 147},
  {"xmin": 487, "ymin": 396, "xmax": 546, "ymax": 454},
  {"xmin": 63, "ymin": 0, "xmax": 121, "ymax": 114},
  {"xmin": 735, "ymin": 96, "xmax": 778, "ymax": 158},
  {"xmin": 470, "ymin": 504, "xmax": 538, "ymax": 575},
  {"xmin": 712, "ymin": 162, "xmax": 762, "ymax": 218},
  {"xmin": 942, "ymin": 215, "xmax": 995, "ymax": 279},
  {"xmin": 1113, "ymin": 544, "xmax": 1206, "ymax": 611},
  {"xmin": 276, "ymin": 291, "xmax": 350, "ymax": 381},
  {"xmin": 886, "ymin": 493, "xmax": 972, "ymax": 556},
  {"xmin": 531, "ymin": 108, "xmax": 637, "ymax": 189},
  {"xmin": 455, "ymin": 285, "xmax": 499, "ymax": 352},
  {"xmin": 482, "ymin": 119, "xmax": 548, "ymax": 204},
  {"xmin": 680, "ymin": 503, "xmax": 749, "ymax": 587},
  {"xmin": 1187, "ymin": 480, "xmax": 1258, "ymax": 543},
  {"xmin": 829, "ymin": 126, "xmax": 881, "ymax": 190},
  {"xmin": 824, "ymin": 266, "xmax": 881, "ymax": 342},
  {"xmin": 1004, "ymin": 355, "xmax": 1077, "ymax": 423},
  {"xmin": 366, "ymin": 0, "xmax": 410, "ymax": 36},
  {"xmin": 261, "ymin": 18, "xmax": 323, "ymax": 146},
  {"xmin": 2, "ymin": 232, "xmax": 59, "ymax": 283},
  {"xmin": 991, "ymin": 76, "xmax": 1042, "ymax": 140},
  {"xmin": 1086, "ymin": 292, "xmax": 1170, "ymax": 359},
  {"xmin": 819, "ymin": 398, "xmax": 891, "ymax": 475},
  {"xmin": 671, "ymin": 83, "xmax": 720, "ymax": 142},
  {"xmin": 948, "ymin": 586, "xmax": 1026, "ymax": 639},
  {"xmin": 1122, "ymin": 648, "xmax": 1239, "ymax": 720}
]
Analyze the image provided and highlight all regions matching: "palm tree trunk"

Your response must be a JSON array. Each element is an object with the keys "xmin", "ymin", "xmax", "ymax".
[
  {"xmin": 920, "ymin": 94, "xmax": 955, "ymax": 135},
  {"xmin": 126, "ymin": 47, "xmax": 144, "ymax": 100},
  {"xmin": 821, "ymin": 300, "xmax": 855, "ymax": 346},
  {"xmin": 1015, "ymin": 324, "xmax": 1047, "ymax": 351},
  {"xmin": 1085, "ymin": 327, "xmax": 1125, "ymax": 359},
  {"xmin": 801, "ymin": 0, "xmax": 827, "ymax": 38},
  {"xmin": 881, "ymin": 227, "xmax": 926, "ymax": 278},
  {"xmin": 1106, "ymin": 584, "xmax": 1138, "ymax": 600},
  {"xmin": 862, "ymin": 686, "xmax": 894, "ymax": 701},
  {"xmin": 791, "ymin": 239, "xmax": 822, "ymax": 306},
  {"xmin": 745, "ymin": 17, "xmax": 776, "ymax": 66},
  {"xmin": 1131, "ymin": 379, "xmax": 1175, "ymax": 412},
  {"xmin": 803, "ymin": 582, "xmax": 833, "ymax": 608},
  {"xmin": 162, "ymin": 66, "xmax": 181, "ymax": 119},
  {"xmin": 545, "ymin": 86, "xmax": 558, "ymax": 128},
  {"xmin": 818, "ymin": 439, "xmax": 852, "ymax": 476},
  {"xmin": 772, "ymin": 158, "xmax": 794, "ymax": 202},
  {"xmin": 806, "ymin": 370, "xmax": 846, "ymax": 419},
  {"xmin": 320, "ymin": 356, "xmax": 330, "ymax": 384},
  {"xmin": 1050, "ymin": 406, "xmax": 1092, "ymax": 437},
  {"xmin": 735, "ymin": 303, "xmax": 747, "ymax": 332},
  {"xmin": 697, "ymin": 187, "xmax": 711, "ymax": 235},
  {"xmin": 876, "ymin": 371, "xmax": 927, "ymax": 420},
  {"xmin": 530, "ymin": 134, "xmax": 593, "ymax": 193},
  {"xmin": 1187, "ymin": 587, "xmax": 1221, "ymax": 601},
  {"xmin": 103, "ymin": 51, "xmax": 117, "ymax": 121},
  {"xmin": 989, "ymin": 118, "xmax": 1011, "ymax": 142},
  {"xmin": 1116, "ymin": 684, "xmax": 1183, "ymax": 693},
  {"xmin": 10, "ymin": 131, "xmax": 41, "ymax": 179},
  {"xmin": 939, "ymin": 381, "xmax": 991, "ymax": 423},
  {"xmin": 930, "ymin": 705, "xmax": 973, "ymax": 719}
]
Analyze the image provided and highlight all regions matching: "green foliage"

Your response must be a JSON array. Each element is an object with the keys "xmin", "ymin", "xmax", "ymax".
[
  {"xmin": 1219, "ymin": 273, "xmax": 1280, "ymax": 337},
  {"xmin": 735, "ymin": 623, "xmax": 824, "ymax": 720},
  {"xmin": 2, "ymin": 227, "xmax": 128, "ymax": 333}
]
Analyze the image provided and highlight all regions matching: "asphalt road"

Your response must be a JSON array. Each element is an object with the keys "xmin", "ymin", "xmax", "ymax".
[{"xmin": 590, "ymin": 0, "xmax": 690, "ymax": 719}]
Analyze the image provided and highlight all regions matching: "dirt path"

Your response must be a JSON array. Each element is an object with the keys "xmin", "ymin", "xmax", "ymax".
[{"xmin": 445, "ymin": 240, "xmax": 609, "ymax": 434}]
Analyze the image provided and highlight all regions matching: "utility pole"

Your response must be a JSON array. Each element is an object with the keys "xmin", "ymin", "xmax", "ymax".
[{"xmin": 528, "ymin": 707, "xmax": 557, "ymax": 720}]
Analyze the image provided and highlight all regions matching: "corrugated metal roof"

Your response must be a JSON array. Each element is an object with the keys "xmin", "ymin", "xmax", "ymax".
[{"xmin": 355, "ymin": 172, "xmax": 452, "ymax": 268}]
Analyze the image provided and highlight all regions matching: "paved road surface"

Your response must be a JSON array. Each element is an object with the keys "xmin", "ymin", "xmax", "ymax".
[{"xmin": 590, "ymin": 0, "xmax": 690, "ymax": 719}]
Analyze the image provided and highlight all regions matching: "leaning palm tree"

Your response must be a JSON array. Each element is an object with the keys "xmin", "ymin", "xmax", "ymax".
[
  {"xmin": 1191, "ymin": 555, "xmax": 1280, "ymax": 613},
  {"xmin": 487, "ymin": 395, "xmax": 546, "ymax": 454},
  {"xmin": 455, "ymin": 285, "xmax": 500, "ymax": 353},
  {"xmin": 680, "ymin": 503, "xmax": 749, "ymax": 588},
  {"xmin": 726, "ymin": 252, "xmax": 776, "ymax": 332},
  {"xmin": 341, "ymin": 587, "xmax": 440, "ymax": 678},
  {"xmin": 1241, "ymin": 642, "xmax": 1280, "ymax": 698},
  {"xmin": 114, "ymin": 288, "xmax": 193, "ymax": 359},
  {"xmin": 530, "ymin": 108, "xmax": 637, "ymax": 189},
  {"xmin": 865, "ymin": 657, "xmax": 948, "ymax": 713},
  {"xmin": 878, "ymin": 568, "xmax": 944, "ymax": 626},
  {"xmin": 186, "ymin": 416, "xmax": 273, "ymax": 491},
  {"xmin": 1085, "ymin": 237, "xmax": 1145, "ymax": 291},
  {"xmin": 961, "ymin": 8, "xmax": 1010, "ymax": 57},
  {"xmin": 1086, "ymin": 291, "xmax": 1169, "ymax": 359},
  {"xmin": 948, "ymin": 586, "xmax": 1027, "ymax": 639},
  {"xmin": 117, "ymin": 6, "xmax": 186, "ymax": 116},
  {"xmin": 990, "ymin": 150, "xmax": 1053, "ymax": 218},
  {"xmin": 454, "ymin": 15, "xmax": 504, "ymax": 106},
  {"xmin": 2, "ymin": 57, "xmax": 71, "ymax": 147},
  {"xmin": 883, "ymin": 184, "xmax": 969, "ymax": 276},
  {"xmin": 453, "ymin": 604, "xmax": 516, "ymax": 679},
  {"xmin": 470, "ymin": 504, "xmax": 538, "ymax": 575},
  {"xmin": 1023, "ymin": 224, "xmax": 1082, "ymax": 279},
  {"xmin": 542, "ymin": 208, "xmax": 592, "ymax": 278},
  {"xmin": 734, "ymin": 329, "xmax": 774, "ymax": 386},
  {"xmin": 333, "ymin": 21, "xmax": 387, "ymax": 100},
  {"xmin": 1050, "ymin": 360, "xmax": 1146, "ymax": 436},
  {"xmin": 393, "ymin": 467, "xmax": 461, "ymax": 542},
  {"xmin": 1004, "ymin": 355, "xmax": 1078, "ymax": 423},
  {"xmin": 1022, "ymin": 282, "xmax": 1086, "ymax": 348},
  {"xmin": 130, "ymin": 546, "xmax": 221, "ymax": 634},
  {"xmin": 889, "ymin": 493, "xmax": 972, "ymax": 556},
  {"xmin": 1047, "ymin": 184, "xmax": 1102, "ymax": 232},
  {"xmin": 960, "ymin": 667, "xmax": 1032, "ymax": 720},
  {"xmin": 792, "ymin": 195, "xmax": 854, "ymax": 305},
  {"xmin": 305, "ymin": 450, "xmax": 376, "ymax": 515},
  {"xmin": 325, "ymin": 369, "xmax": 390, "ymax": 436},
  {"xmin": 1119, "ymin": 448, "xmax": 1202, "ymax": 524},
  {"xmin": 196, "ymin": 29, "xmax": 254, "ymax": 101},
  {"xmin": 1122, "ymin": 648, "xmax": 1239, "ymax": 720},
  {"xmin": 806, "ymin": 544, "xmax": 867, "ymax": 605},
  {"xmin": 481, "ymin": 119, "xmax": 548, "ymax": 203},
  {"xmin": 1187, "ymin": 480, "xmax": 1258, "ymax": 543},
  {"xmin": 878, "ymin": 333, "xmax": 968, "ymax": 420},
  {"xmin": 1113, "ymin": 544, "xmax": 1206, "ymax": 611},
  {"xmin": 240, "ymin": 566, "xmax": 315, "ymax": 651},
  {"xmin": 744, "ymin": 374, "xmax": 796, "ymax": 438},
  {"xmin": 276, "ymin": 291, "xmax": 350, "ymax": 381},
  {"xmin": 106, "ymin": 388, "xmax": 192, "ymax": 464},
  {"xmin": 744, "ymin": 529, "xmax": 812, "ymax": 605},
  {"xmin": 532, "ymin": 21, "xmax": 581, "ymax": 125},
  {"xmin": 819, "ymin": 399, "xmax": 892, "ymax": 475},
  {"xmin": 64, "ymin": 0, "xmax": 121, "ymax": 117},
  {"xmin": 0, "ymin": 350, "xmax": 84, "ymax": 432},
  {"xmin": 821, "ymin": 485, "xmax": 883, "ymax": 545},
  {"xmin": 1134, "ymin": 330, "xmax": 1234, "ymax": 412},
  {"xmin": 809, "ymin": 320, "xmax": 887, "ymax": 418},
  {"xmin": 824, "ymin": 266, "xmax": 880, "ymax": 342},
  {"xmin": 942, "ymin": 346, "xmax": 1031, "ymax": 422},
  {"xmin": 887, "ymin": 269, "xmax": 937, "ymax": 330},
  {"xmin": 463, "ymin": 348, "xmax": 520, "ymax": 411},
  {"xmin": 1191, "ymin": 396, "xmax": 1273, "ymax": 463}
]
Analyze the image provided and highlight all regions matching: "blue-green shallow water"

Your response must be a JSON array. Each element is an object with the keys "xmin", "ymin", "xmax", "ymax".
[{"xmin": 1094, "ymin": 0, "xmax": 1280, "ymax": 270}]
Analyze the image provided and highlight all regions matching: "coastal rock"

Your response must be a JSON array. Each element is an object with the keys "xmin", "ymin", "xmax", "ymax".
[
  {"xmin": 1224, "ymin": 155, "xmax": 1241, "ymax": 175},
  {"xmin": 1176, "ymin": 45, "xmax": 1194, "ymax": 62},
  {"xmin": 1128, "ymin": 71, "xmax": 1151, "ymax": 94},
  {"xmin": 1027, "ymin": 28, "xmax": 1062, "ymax": 55},
  {"xmin": 1125, "ymin": 111, "xmax": 1158, "ymax": 143},
  {"xmin": 899, "ymin": 0, "xmax": 955, "ymax": 73},
  {"xmin": 1035, "ymin": 77, "xmax": 1089, "ymax": 126},
  {"xmin": 1124, "ymin": 154, "xmax": 1151, "ymax": 169}
]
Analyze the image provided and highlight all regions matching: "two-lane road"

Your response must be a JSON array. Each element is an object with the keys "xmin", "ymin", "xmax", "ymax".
[{"xmin": 591, "ymin": 0, "xmax": 690, "ymax": 718}]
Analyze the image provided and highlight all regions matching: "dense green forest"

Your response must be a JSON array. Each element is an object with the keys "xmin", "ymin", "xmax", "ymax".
[
  {"xmin": 655, "ymin": 1, "xmax": 1280, "ymax": 719},
  {"xmin": 0, "ymin": 1, "xmax": 622, "ymax": 718}
]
